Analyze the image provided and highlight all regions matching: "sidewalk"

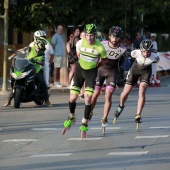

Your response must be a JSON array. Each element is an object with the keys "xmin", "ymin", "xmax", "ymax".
[{"xmin": 0, "ymin": 75, "xmax": 170, "ymax": 96}]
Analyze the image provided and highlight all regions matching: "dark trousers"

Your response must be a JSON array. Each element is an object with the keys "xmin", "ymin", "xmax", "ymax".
[{"xmin": 35, "ymin": 70, "xmax": 49, "ymax": 101}]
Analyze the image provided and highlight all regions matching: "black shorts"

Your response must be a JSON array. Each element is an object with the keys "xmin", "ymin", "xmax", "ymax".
[
  {"xmin": 95, "ymin": 66, "xmax": 117, "ymax": 88},
  {"xmin": 71, "ymin": 63, "xmax": 97, "ymax": 94},
  {"xmin": 126, "ymin": 62, "xmax": 152, "ymax": 86}
]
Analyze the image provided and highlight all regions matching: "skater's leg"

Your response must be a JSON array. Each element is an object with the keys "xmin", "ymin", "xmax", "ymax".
[
  {"xmin": 113, "ymin": 84, "xmax": 132, "ymax": 123},
  {"xmin": 80, "ymin": 93, "xmax": 92, "ymax": 134},
  {"xmin": 90, "ymin": 86, "xmax": 101, "ymax": 121},
  {"xmin": 84, "ymin": 92, "xmax": 93, "ymax": 121},
  {"xmin": 120, "ymin": 84, "xmax": 133, "ymax": 107},
  {"xmin": 136, "ymin": 82, "xmax": 148, "ymax": 116},
  {"xmin": 103, "ymin": 86, "xmax": 114, "ymax": 119},
  {"xmin": 91, "ymin": 86, "xmax": 101, "ymax": 112},
  {"xmin": 63, "ymin": 94, "xmax": 78, "ymax": 128},
  {"xmin": 135, "ymin": 82, "xmax": 148, "ymax": 125}
]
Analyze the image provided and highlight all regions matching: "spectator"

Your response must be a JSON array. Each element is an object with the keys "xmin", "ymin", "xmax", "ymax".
[
  {"xmin": 150, "ymin": 33, "xmax": 158, "ymax": 52},
  {"xmin": 47, "ymin": 30, "xmax": 55, "ymax": 82},
  {"xmin": 133, "ymin": 32, "xmax": 142, "ymax": 49},
  {"xmin": 66, "ymin": 33, "xmax": 74, "ymax": 84},
  {"xmin": 67, "ymin": 27, "xmax": 80, "ymax": 86},
  {"xmin": 52, "ymin": 24, "xmax": 64, "ymax": 88},
  {"xmin": 150, "ymin": 33, "xmax": 158, "ymax": 81},
  {"xmin": 141, "ymin": 30, "xmax": 151, "ymax": 41}
]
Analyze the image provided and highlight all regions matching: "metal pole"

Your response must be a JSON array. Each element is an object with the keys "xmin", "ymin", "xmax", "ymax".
[{"xmin": 1, "ymin": 0, "xmax": 8, "ymax": 92}]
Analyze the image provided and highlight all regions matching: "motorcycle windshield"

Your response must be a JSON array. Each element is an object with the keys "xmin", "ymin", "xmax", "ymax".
[
  {"xmin": 14, "ymin": 58, "xmax": 31, "ymax": 71},
  {"xmin": 16, "ymin": 51, "xmax": 28, "ymax": 59}
]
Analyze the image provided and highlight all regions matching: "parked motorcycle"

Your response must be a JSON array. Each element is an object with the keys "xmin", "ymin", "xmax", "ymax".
[{"xmin": 8, "ymin": 48, "xmax": 45, "ymax": 108}]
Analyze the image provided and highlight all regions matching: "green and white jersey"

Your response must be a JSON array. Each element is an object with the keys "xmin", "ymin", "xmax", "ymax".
[{"xmin": 76, "ymin": 38, "xmax": 107, "ymax": 70}]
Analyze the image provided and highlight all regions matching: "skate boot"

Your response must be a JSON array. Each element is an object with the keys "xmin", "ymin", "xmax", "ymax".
[
  {"xmin": 61, "ymin": 116, "xmax": 76, "ymax": 135},
  {"xmin": 88, "ymin": 111, "xmax": 93, "ymax": 122},
  {"xmin": 101, "ymin": 117, "xmax": 108, "ymax": 135},
  {"xmin": 135, "ymin": 114, "xmax": 142, "ymax": 131},
  {"xmin": 80, "ymin": 123, "xmax": 88, "ymax": 138},
  {"xmin": 113, "ymin": 105, "xmax": 124, "ymax": 124}
]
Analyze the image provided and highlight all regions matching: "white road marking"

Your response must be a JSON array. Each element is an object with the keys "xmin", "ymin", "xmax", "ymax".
[
  {"xmin": 150, "ymin": 126, "xmax": 170, "ymax": 129},
  {"xmin": 90, "ymin": 127, "xmax": 121, "ymax": 130},
  {"xmin": 31, "ymin": 128, "xmax": 61, "ymax": 131},
  {"xmin": 30, "ymin": 153, "xmax": 72, "ymax": 157},
  {"xmin": 67, "ymin": 137, "xmax": 102, "ymax": 141},
  {"xmin": 1, "ymin": 139, "xmax": 38, "ymax": 142},
  {"xmin": 108, "ymin": 151, "xmax": 149, "ymax": 155},
  {"xmin": 135, "ymin": 135, "xmax": 169, "ymax": 139}
]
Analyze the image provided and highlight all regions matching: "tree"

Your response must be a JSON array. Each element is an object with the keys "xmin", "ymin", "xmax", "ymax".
[{"xmin": 0, "ymin": 0, "xmax": 170, "ymax": 35}]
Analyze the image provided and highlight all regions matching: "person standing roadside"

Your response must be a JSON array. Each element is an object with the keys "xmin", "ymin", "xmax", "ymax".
[
  {"xmin": 150, "ymin": 33, "xmax": 158, "ymax": 83},
  {"xmin": 47, "ymin": 30, "xmax": 55, "ymax": 82},
  {"xmin": 52, "ymin": 24, "xmax": 64, "ymax": 88},
  {"xmin": 61, "ymin": 24, "xmax": 107, "ymax": 138},
  {"xmin": 133, "ymin": 32, "xmax": 142, "ymax": 49},
  {"xmin": 150, "ymin": 33, "xmax": 158, "ymax": 52},
  {"xmin": 66, "ymin": 27, "xmax": 80, "ymax": 86}
]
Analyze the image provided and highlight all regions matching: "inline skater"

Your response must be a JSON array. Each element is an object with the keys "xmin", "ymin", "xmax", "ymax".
[
  {"xmin": 113, "ymin": 39, "xmax": 159, "ymax": 130},
  {"xmin": 90, "ymin": 26, "xmax": 126, "ymax": 134},
  {"xmin": 61, "ymin": 23, "xmax": 107, "ymax": 138}
]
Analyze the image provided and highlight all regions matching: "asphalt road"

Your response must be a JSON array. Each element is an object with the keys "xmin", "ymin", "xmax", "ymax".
[{"xmin": 0, "ymin": 76, "xmax": 170, "ymax": 170}]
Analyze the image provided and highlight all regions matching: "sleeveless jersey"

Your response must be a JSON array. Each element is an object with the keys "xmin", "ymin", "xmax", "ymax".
[
  {"xmin": 76, "ymin": 38, "xmax": 107, "ymax": 70},
  {"xmin": 101, "ymin": 41, "xmax": 126, "ymax": 69},
  {"xmin": 131, "ymin": 49, "xmax": 159, "ymax": 69}
]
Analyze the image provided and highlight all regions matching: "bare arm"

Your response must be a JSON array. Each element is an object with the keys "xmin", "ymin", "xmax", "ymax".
[
  {"xmin": 66, "ymin": 42, "xmax": 71, "ymax": 54},
  {"xmin": 97, "ymin": 58, "xmax": 107, "ymax": 68},
  {"xmin": 49, "ymin": 54, "xmax": 54, "ymax": 64}
]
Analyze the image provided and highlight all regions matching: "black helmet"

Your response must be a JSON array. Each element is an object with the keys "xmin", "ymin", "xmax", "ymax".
[
  {"xmin": 109, "ymin": 26, "xmax": 123, "ymax": 38},
  {"xmin": 140, "ymin": 39, "xmax": 153, "ymax": 51},
  {"xmin": 84, "ymin": 24, "xmax": 97, "ymax": 34}
]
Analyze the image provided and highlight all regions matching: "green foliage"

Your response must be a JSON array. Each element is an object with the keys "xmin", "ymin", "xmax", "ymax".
[{"xmin": 0, "ymin": 0, "xmax": 169, "ymax": 35}]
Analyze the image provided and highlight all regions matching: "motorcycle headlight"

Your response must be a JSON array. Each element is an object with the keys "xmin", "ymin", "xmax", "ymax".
[{"xmin": 11, "ymin": 70, "xmax": 32, "ymax": 80}]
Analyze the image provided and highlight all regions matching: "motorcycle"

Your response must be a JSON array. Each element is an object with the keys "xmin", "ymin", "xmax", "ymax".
[{"xmin": 8, "ymin": 48, "xmax": 45, "ymax": 108}]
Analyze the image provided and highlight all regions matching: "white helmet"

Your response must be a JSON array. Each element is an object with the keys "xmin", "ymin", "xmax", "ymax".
[{"xmin": 34, "ymin": 30, "xmax": 46, "ymax": 39}]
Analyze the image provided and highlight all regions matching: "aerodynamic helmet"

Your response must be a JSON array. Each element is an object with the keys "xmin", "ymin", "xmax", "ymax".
[
  {"xmin": 140, "ymin": 39, "xmax": 153, "ymax": 51},
  {"xmin": 109, "ymin": 26, "xmax": 123, "ymax": 38},
  {"xmin": 34, "ymin": 37, "xmax": 47, "ymax": 51},
  {"xmin": 84, "ymin": 24, "xmax": 97, "ymax": 34},
  {"xmin": 34, "ymin": 30, "xmax": 47, "ymax": 39}
]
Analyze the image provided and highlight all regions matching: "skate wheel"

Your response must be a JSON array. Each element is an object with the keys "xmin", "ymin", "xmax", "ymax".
[
  {"xmin": 81, "ymin": 131, "xmax": 86, "ymax": 138},
  {"xmin": 113, "ymin": 117, "xmax": 117, "ymax": 124},
  {"xmin": 136, "ymin": 123, "xmax": 139, "ymax": 131},
  {"xmin": 61, "ymin": 128, "xmax": 66, "ymax": 135},
  {"xmin": 67, "ymin": 126, "xmax": 71, "ymax": 130},
  {"xmin": 72, "ymin": 120, "xmax": 76, "ymax": 125},
  {"xmin": 102, "ymin": 127, "xmax": 105, "ymax": 135}
]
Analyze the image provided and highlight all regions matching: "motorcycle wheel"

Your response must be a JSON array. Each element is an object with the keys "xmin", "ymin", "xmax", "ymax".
[{"xmin": 14, "ymin": 88, "xmax": 22, "ymax": 108}]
